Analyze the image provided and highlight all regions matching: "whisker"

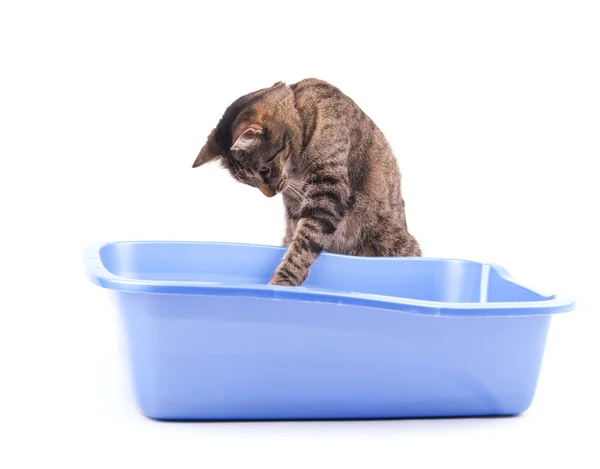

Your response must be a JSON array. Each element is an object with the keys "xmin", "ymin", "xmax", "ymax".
[
  {"xmin": 282, "ymin": 182, "xmax": 301, "ymax": 202},
  {"xmin": 285, "ymin": 183, "xmax": 308, "ymax": 205},
  {"xmin": 286, "ymin": 179, "xmax": 312, "ymax": 194},
  {"xmin": 231, "ymin": 168, "xmax": 245, "ymax": 181},
  {"xmin": 285, "ymin": 186, "xmax": 301, "ymax": 203}
]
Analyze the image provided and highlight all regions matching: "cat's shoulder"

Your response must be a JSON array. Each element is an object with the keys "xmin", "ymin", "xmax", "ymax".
[{"xmin": 291, "ymin": 78, "xmax": 339, "ymax": 93}]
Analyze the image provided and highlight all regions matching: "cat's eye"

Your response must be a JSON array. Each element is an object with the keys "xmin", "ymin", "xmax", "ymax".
[{"xmin": 259, "ymin": 166, "xmax": 270, "ymax": 176}]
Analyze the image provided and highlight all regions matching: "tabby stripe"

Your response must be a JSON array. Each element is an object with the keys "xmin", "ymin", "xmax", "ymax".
[
  {"xmin": 307, "ymin": 215, "xmax": 337, "ymax": 235},
  {"xmin": 278, "ymin": 265, "xmax": 303, "ymax": 282},
  {"xmin": 309, "ymin": 189, "xmax": 345, "ymax": 209},
  {"xmin": 311, "ymin": 82, "xmax": 332, "ymax": 91},
  {"xmin": 284, "ymin": 255, "xmax": 305, "ymax": 272},
  {"xmin": 266, "ymin": 139, "xmax": 287, "ymax": 163},
  {"xmin": 274, "ymin": 269, "xmax": 295, "ymax": 283},
  {"xmin": 278, "ymin": 264, "xmax": 296, "ymax": 277},
  {"xmin": 300, "ymin": 205, "xmax": 342, "ymax": 222},
  {"xmin": 301, "ymin": 218, "xmax": 336, "ymax": 237},
  {"xmin": 307, "ymin": 175, "xmax": 341, "ymax": 186},
  {"xmin": 301, "ymin": 213, "xmax": 339, "ymax": 236},
  {"xmin": 309, "ymin": 189, "xmax": 343, "ymax": 201},
  {"xmin": 300, "ymin": 220, "xmax": 323, "ymax": 234},
  {"xmin": 296, "ymin": 234, "xmax": 323, "ymax": 254},
  {"xmin": 346, "ymin": 193, "xmax": 356, "ymax": 209}
]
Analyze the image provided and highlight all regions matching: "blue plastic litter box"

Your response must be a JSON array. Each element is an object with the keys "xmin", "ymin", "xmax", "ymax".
[{"xmin": 84, "ymin": 241, "xmax": 574, "ymax": 420}]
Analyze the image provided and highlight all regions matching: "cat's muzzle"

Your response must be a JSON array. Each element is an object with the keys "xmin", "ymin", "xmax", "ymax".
[{"xmin": 259, "ymin": 185, "xmax": 277, "ymax": 197}]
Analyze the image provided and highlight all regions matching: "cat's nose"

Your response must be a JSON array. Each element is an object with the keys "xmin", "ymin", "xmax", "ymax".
[{"xmin": 258, "ymin": 166, "xmax": 270, "ymax": 176}]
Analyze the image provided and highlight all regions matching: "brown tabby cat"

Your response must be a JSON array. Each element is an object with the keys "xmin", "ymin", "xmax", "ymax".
[{"xmin": 193, "ymin": 79, "xmax": 421, "ymax": 286}]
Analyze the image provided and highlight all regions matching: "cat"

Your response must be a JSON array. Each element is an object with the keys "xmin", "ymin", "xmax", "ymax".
[{"xmin": 193, "ymin": 79, "xmax": 421, "ymax": 286}]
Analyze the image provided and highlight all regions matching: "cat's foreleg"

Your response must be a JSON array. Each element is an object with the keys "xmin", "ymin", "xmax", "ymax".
[{"xmin": 270, "ymin": 175, "xmax": 350, "ymax": 286}]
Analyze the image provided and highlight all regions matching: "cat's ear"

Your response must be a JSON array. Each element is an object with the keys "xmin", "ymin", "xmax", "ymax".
[
  {"xmin": 231, "ymin": 123, "xmax": 263, "ymax": 152},
  {"xmin": 193, "ymin": 129, "xmax": 222, "ymax": 168}
]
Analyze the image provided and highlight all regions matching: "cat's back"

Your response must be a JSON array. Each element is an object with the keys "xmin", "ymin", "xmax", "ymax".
[
  {"xmin": 290, "ymin": 78, "xmax": 384, "ymax": 151},
  {"xmin": 291, "ymin": 78, "xmax": 393, "ymax": 165},
  {"xmin": 290, "ymin": 78, "xmax": 357, "ymax": 113},
  {"xmin": 290, "ymin": 78, "xmax": 338, "ymax": 96}
]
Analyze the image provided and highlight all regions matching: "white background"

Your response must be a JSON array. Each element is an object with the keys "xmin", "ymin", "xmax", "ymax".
[{"xmin": 1, "ymin": 1, "xmax": 599, "ymax": 467}]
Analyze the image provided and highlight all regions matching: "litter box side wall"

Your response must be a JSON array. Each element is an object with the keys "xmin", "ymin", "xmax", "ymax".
[{"xmin": 112, "ymin": 290, "xmax": 554, "ymax": 420}]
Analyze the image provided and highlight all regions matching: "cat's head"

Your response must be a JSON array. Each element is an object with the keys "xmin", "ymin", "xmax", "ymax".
[{"xmin": 193, "ymin": 81, "xmax": 302, "ymax": 197}]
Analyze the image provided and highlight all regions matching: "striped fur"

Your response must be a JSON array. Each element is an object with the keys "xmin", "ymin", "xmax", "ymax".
[{"xmin": 194, "ymin": 79, "xmax": 421, "ymax": 286}]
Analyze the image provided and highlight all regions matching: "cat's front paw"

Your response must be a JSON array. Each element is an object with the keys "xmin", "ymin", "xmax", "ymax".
[{"xmin": 268, "ymin": 272, "xmax": 300, "ymax": 287}]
